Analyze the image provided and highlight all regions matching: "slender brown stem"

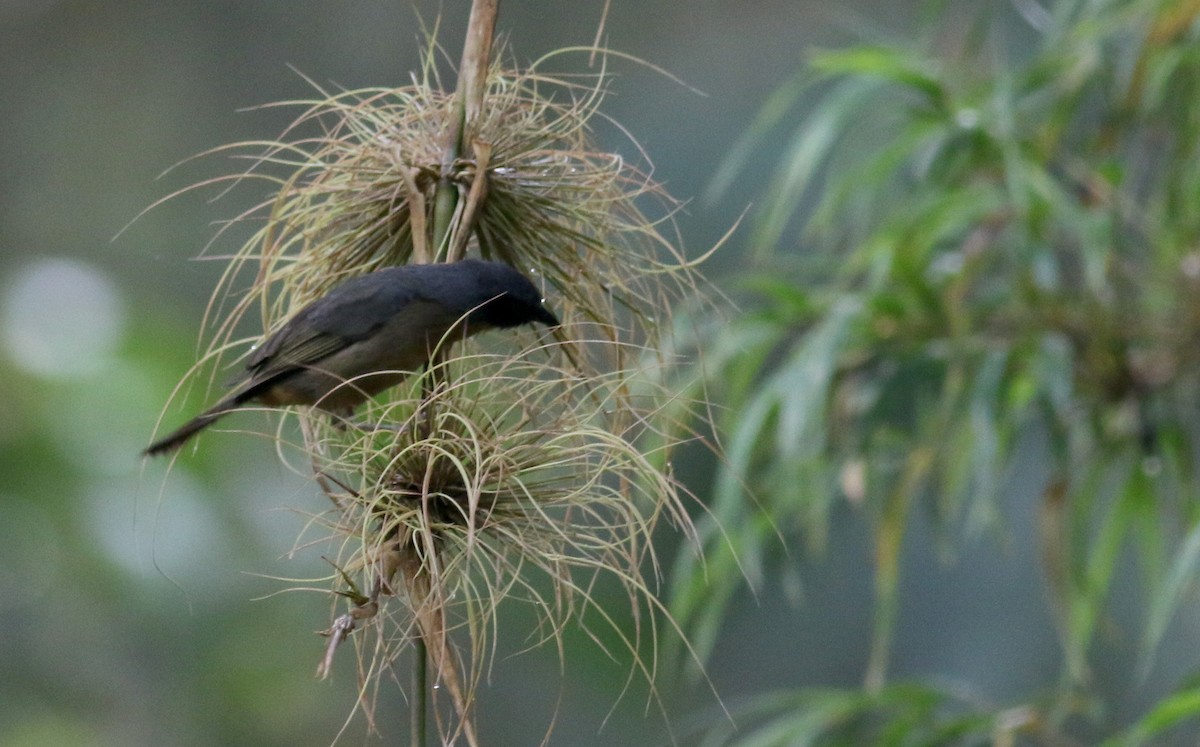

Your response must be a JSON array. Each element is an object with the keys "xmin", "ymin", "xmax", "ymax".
[
  {"xmin": 402, "ymin": 167, "xmax": 430, "ymax": 265},
  {"xmin": 455, "ymin": 0, "xmax": 498, "ymax": 133},
  {"xmin": 449, "ymin": 141, "xmax": 492, "ymax": 263},
  {"xmin": 405, "ymin": 557, "xmax": 479, "ymax": 747},
  {"xmin": 431, "ymin": 0, "xmax": 498, "ymax": 259}
]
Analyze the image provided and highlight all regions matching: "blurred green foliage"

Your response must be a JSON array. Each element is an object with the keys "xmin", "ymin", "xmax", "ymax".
[
  {"xmin": 0, "ymin": 274, "xmax": 368, "ymax": 746},
  {"xmin": 671, "ymin": 0, "xmax": 1200, "ymax": 743}
]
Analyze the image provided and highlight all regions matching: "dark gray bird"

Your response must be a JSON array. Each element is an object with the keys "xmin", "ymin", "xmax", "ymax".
[{"xmin": 145, "ymin": 259, "xmax": 558, "ymax": 456}]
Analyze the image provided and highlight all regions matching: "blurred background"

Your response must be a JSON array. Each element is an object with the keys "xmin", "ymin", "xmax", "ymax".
[{"xmin": 4, "ymin": 1, "xmax": 1197, "ymax": 745}]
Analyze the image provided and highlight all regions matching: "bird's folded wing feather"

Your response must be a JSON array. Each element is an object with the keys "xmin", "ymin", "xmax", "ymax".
[{"xmin": 240, "ymin": 278, "xmax": 422, "ymax": 384}]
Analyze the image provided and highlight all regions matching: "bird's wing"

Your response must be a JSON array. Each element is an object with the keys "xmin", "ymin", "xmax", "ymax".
[
  {"xmin": 237, "ymin": 276, "xmax": 419, "ymax": 388},
  {"xmin": 249, "ymin": 331, "xmax": 347, "ymax": 374}
]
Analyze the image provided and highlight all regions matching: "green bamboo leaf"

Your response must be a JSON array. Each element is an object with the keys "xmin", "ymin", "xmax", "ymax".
[
  {"xmin": 809, "ymin": 46, "xmax": 948, "ymax": 109},
  {"xmin": 711, "ymin": 382, "xmax": 780, "ymax": 585},
  {"xmin": 1140, "ymin": 519, "xmax": 1200, "ymax": 675},
  {"xmin": 725, "ymin": 690, "xmax": 865, "ymax": 747},
  {"xmin": 1127, "ymin": 465, "xmax": 1166, "ymax": 645},
  {"xmin": 774, "ymin": 297, "xmax": 863, "ymax": 462},
  {"xmin": 1102, "ymin": 684, "xmax": 1200, "ymax": 747},
  {"xmin": 706, "ymin": 66, "xmax": 814, "ymax": 201},
  {"xmin": 807, "ymin": 117, "xmax": 942, "ymax": 241},
  {"xmin": 1065, "ymin": 457, "xmax": 1139, "ymax": 679},
  {"xmin": 712, "ymin": 683, "xmax": 996, "ymax": 747},
  {"xmin": 755, "ymin": 78, "xmax": 888, "ymax": 252},
  {"xmin": 666, "ymin": 512, "xmax": 767, "ymax": 678},
  {"xmin": 959, "ymin": 351, "xmax": 1008, "ymax": 536}
]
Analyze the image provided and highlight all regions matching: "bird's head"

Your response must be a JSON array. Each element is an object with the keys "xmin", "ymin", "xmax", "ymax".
[{"xmin": 463, "ymin": 259, "xmax": 560, "ymax": 329}]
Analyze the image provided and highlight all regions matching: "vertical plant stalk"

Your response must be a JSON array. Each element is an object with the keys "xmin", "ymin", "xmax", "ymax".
[
  {"xmin": 407, "ymin": 557, "xmax": 479, "ymax": 747},
  {"xmin": 410, "ymin": 2, "xmax": 498, "ymax": 744},
  {"xmin": 431, "ymin": 0, "xmax": 498, "ymax": 259},
  {"xmin": 402, "ymin": 166, "xmax": 430, "ymax": 265}
]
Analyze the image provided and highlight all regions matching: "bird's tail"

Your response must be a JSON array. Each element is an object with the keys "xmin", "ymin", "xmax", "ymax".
[{"xmin": 143, "ymin": 398, "xmax": 239, "ymax": 457}]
